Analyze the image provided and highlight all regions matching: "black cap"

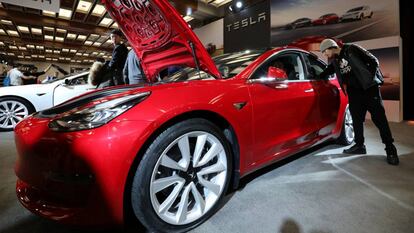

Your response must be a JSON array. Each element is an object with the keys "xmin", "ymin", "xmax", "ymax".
[{"xmin": 110, "ymin": 29, "xmax": 123, "ymax": 37}]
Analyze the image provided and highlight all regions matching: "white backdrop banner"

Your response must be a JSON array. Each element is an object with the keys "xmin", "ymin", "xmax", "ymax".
[{"xmin": 0, "ymin": 0, "xmax": 60, "ymax": 12}]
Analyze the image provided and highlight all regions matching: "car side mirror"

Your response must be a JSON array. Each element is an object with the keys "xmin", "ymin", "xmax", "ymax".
[
  {"xmin": 268, "ymin": 67, "xmax": 287, "ymax": 81},
  {"xmin": 64, "ymin": 79, "xmax": 70, "ymax": 85}
]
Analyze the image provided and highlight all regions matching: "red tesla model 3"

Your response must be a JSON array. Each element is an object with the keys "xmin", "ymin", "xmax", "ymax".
[{"xmin": 14, "ymin": 0, "xmax": 354, "ymax": 232}]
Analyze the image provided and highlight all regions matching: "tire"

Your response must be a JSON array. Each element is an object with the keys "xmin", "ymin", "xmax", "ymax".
[
  {"xmin": 0, "ymin": 97, "xmax": 35, "ymax": 131},
  {"xmin": 131, "ymin": 118, "xmax": 232, "ymax": 233},
  {"xmin": 337, "ymin": 105, "xmax": 354, "ymax": 145}
]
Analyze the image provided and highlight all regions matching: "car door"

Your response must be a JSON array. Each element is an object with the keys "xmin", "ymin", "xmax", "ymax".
[
  {"xmin": 53, "ymin": 73, "xmax": 94, "ymax": 106},
  {"xmin": 247, "ymin": 51, "xmax": 321, "ymax": 166},
  {"xmin": 302, "ymin": 52, "xmax": 340, "ymax": 136}
]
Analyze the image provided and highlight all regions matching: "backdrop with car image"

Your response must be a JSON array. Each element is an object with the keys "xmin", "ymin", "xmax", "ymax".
[{"xmin": 268, "ymin": 0, "xmax": 401, "ymax": 120}]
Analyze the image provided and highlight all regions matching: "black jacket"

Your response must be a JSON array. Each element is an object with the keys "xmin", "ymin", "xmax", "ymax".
[
  {"xmin": 108, "ymin": 43, "xmax": 128, "ymax": 85},
  {"xmin": 320, "ymin": 44, "xmax": 383, "ymax": 91}
]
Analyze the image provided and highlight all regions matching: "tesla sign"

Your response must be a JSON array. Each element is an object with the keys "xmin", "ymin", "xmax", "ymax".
[
  {"xmin": 0, "ymin": 0, "xmax": 60, "ymax": 13},
  {"xmin": 224, "ymin": 0, "xmax": 270, "ymax": 53},
  {"xmin": 226, "ymin": 12, "xmax": 267, "ymax": 32}
]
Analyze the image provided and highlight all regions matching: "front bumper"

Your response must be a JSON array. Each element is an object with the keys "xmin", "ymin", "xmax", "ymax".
[{"xmin": 14, "ymin": 116, "xmax": 154, "ymax": 226}]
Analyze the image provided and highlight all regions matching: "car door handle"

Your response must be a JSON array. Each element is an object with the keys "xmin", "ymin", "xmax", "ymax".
[{"xmin": 304, "ymin": 88, "xmax": 314, "ymax": 93}]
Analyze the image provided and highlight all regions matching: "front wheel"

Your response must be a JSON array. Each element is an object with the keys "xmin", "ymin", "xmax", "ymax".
[
  {"xmin": 0, "ymin": 97, "xmax": 35, "ymax": 131},
  {"xmin": 337, "ymin": 106, "xmax": 354, "ymax": 145},
  {"xmin": 131, "ymin": 118, "xmax": 232, "ymax": 233}
]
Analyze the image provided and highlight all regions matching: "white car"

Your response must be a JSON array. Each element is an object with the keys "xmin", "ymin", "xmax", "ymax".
[
  {"xmin": 341, "ymin": 5, "xmax": 373, "ymax": 21},
  {"xmin": 0, "ymin": 71, "xmax": 94, "ymax": 131}
]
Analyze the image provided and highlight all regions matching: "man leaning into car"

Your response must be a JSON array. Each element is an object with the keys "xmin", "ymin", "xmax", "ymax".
[{"xmin": 318, "ymin": 39, "xmax": 399, "ymax": 165}]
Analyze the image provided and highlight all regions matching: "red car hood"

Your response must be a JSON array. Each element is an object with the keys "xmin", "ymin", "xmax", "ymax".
[{"xmin": 102, "ymin": 0, "xmax": 221, "ymax": 82}]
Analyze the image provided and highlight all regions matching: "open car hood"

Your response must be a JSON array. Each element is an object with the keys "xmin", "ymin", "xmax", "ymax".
[{"xmin": 102, "ymin": 0, "xmax": 221, "ymax": 82}]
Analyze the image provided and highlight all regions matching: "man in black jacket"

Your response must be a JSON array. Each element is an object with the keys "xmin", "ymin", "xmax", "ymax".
[
  {"xmin": 108, "ymin": 29, "xmax": 128, "ymax": 85},
  {"xmin": 318, "ymin": 39, "xmax": 399, "ymax": 165}
]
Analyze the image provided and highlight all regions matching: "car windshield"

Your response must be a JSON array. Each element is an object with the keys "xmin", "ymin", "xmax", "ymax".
[
  {"xmin": 160, "ymin": 50, "xmax": 265, "ymax": 83},
  {"xmin": 321, "ymin": 14, "xmax": 334, "ymax": 18},
  {"xmin": 348, "ymin": 7, "xmax": 363, "ymax": 12}
]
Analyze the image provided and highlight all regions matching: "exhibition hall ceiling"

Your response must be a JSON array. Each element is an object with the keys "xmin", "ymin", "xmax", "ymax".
[{"xmin": 0, "ymin": 0, "xmax": 239, "ymax": 64}]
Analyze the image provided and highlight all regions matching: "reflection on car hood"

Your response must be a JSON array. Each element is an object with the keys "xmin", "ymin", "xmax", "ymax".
[
  {"xmin": 102, "ymin": 0, "xmax": 221, "ymax": 82},
  {"xmin": 37, "ymin": 85, "xmax": 147, "ymax": 118}
]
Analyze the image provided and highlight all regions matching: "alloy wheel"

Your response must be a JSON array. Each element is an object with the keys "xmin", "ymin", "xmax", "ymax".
[
  {"xmin": 0, "ymin": 100, "xmax": 29, "ymax": 130},
  {"xmin": 149, "ymin": 131, "xmax": 228, "ymax": 225},
  {"xmin": 344, "ymin": 107, "xmax": 354, "ymax": 143}
]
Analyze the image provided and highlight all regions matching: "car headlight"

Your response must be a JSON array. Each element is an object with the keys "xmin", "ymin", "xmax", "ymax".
[{"xmin": 49, "ymin": 91, "xmax": 150, "ymax": 132}]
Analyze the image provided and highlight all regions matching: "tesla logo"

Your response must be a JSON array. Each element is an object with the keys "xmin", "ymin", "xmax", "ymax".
[{"xmin": 226, "ymin": 12, "xmax": 267, "ymax": 32}]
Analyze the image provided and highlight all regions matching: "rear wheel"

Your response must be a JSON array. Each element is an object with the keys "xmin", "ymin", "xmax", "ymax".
[
  {"xmin": 0, "ymin": 97, "xmax": 35, "ymax": 131},
  {"xmin": 337, "ymin": 106, "xmax": 354, "ymax": 145},
  {"xmin": 131, "ymin": 118, "xmax": 232, "ymax": 233}
]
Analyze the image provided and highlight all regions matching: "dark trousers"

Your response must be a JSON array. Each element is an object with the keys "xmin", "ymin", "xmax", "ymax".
[{"xmin": 348, "ymin": 85, "xmax": 394, "ymax": 146}]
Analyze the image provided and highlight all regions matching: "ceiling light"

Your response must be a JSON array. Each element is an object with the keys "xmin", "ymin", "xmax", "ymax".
[
  {"xmin": 31, "ymin": 28, "xmax": 42, "ymax": 35},
  {"xmin": 9, "ymin": 45, "xmax": 18, "ymax": 50},
  {"xmin": 17, "ymin": 26, "xmax": 30, "ymax": 33},
  {"xmin": 39, "ymin": 55, "xmax": 45, "ymax": 58},
  {"xmin": 76, "ymin": 1, "xmax": 92, "ymax": 13},
  {"xmin": 77, "ymin": 35, "xmax": 87, "ymax": 41},
  {"xmin": 70, "ymin": 49, "xmax": 77, "ymax": 53},
  {"xmin": 18, "ymin": 55, "xmax": 24, "ymax": 59},
  {"xmin": 62, "ymin": 48, "xmax": 69, "ymax": 52},
  {"xmin": 44, "ymin": 35, "xmax": 54, "ymax": 40},
  {"xmin": 65, "ymin": 58, "xmax": 71, "ymax": 61},
  {"xmin": 0, "ymin": 29, "xmax": 6, "ymax": 35},
  {"xmin": 31, "ymin": 54, "xmax": 38, "ymax": 58},
  {"xmin": 93, "ymin": 42, "xmax": 102, "ymax": 47},
  {"xmin": 0, "ymin": 41, "xmax": 4, "ymax": 46},
  {"xmin": 27, "ymin": 45, "xmax": 35, "ymax": 49},
  {"xmin": 83, "ymin": 53, "xmax": 89, "ymax": 56},
  {"xmin": 1, "ymin": 20, "xmax": 13, "ymax": 25},
  {"xmin": 7, "ymin": 30, "xmax": 19, "ymax": 37},
  {"xmin": 54, "ymin": 50, "xmax": 61, "ymax": 54},
  {"xmin": 76, "ymin": 52, "xmax": 82, "ymax": 56},
  {"xmin": 36, "ymin": 46, "xmax": 44, "ymax": 50},
  {"xmin": 44, "ymin": 26, "xmax": 54, "ymax": 31},
  {"xmin": 56, "ymin": 28, "xmax": 67, "ymax": 33},
  {"xmin": 8, "ymin": 53, "xmax": 15, "ymax": 56},
  {"xmin": 77, "ymin": 60, "xmax": 82, "ymax": 63},
  {"xmin": 92, "ymin": 4, "xmax": 106, "ymax": 16},
  {"xmin": 236, "ymin": 1, "xmax": 243, "ymax": 8},
  {"xmin": 66, "ymin": 33, "xmax": 77, "ymax": 39},
  {"xmin": 46, "ymin": 58, "xmax": 52, "ymax": 61},
  {"xmin": 25, "ymin": 56, "xmax": 31, "ymax": 59},
  {"xmin": 46, "ymin": 49, "xmax": 53, "ymax": 53},
  {"xmin": 92, "ymin": 52, "xmax": 98, "ymax": 55},
  {"xmin": 59, "ymin": 8, "xmax": 72, "ymax": 19},
  {"xmin": 19, "ymin": 46, "xmax": 27, "ymax": 50},
  {"xmin": 99, "ymin": 18, "xmax": 113, "ymax": 26},
  {"xmin": 52, "ymin": 58, "xmax": 58, "ymax": 61},
  {"xmin": 55, "ymin": 37, "xmax": 64, "ymax": 42},
  {"xmin": 110, "ymin": 22, "xmax": 118, "ymax": 28},
  {"xmin": 84, "ymin": 41, "xmax": 93, "ymax": 46},
  {"xmin": 42, "ymin": 10, "xmax": 56, "ymax": 17}
]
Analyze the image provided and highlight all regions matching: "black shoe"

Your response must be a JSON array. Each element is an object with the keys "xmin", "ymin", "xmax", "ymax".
[
  {"xmin": 385, "ymin": 144, "xmax": 399, "ymax": 165},
  {"xmin": 343, "ymin": 144, "xmax": 367, "ymax": 154}
]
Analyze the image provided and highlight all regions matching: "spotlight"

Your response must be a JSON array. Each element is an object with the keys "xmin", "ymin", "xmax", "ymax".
[{"xmin": 235, "ymin": 1, "xmax": 243, "ymax": 8}]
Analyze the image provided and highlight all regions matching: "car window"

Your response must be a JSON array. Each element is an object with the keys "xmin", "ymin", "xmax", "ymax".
[
  {"xmin": 303, "ymin": 53, "xmax": 328, "ymax": 80},
  {"xmin": 251, "ymin": 52, "xmax": 305, "ymax": 81},
  {"xmin": 69, "ymin": 74, "xmax": 88, "ymax": 85}
]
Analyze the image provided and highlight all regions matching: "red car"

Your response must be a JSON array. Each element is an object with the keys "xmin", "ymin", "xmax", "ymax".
[
  {"xmin": 312, "ymin": 13, "xmax": 340, "ymax": 25},
  {"xmin": 14, "ymin": 1, "xmax": 354, "ymax": 232}
]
